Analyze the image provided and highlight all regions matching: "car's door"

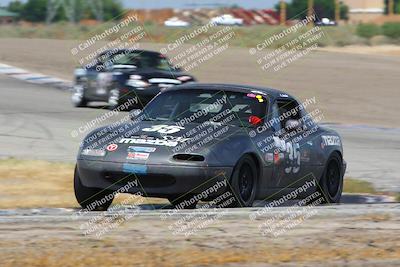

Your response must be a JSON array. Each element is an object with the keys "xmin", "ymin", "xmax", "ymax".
[
  {"xmin": 251, "ymin": 95, "xmax": 278, "ymax": 191},
  {"xmin": 270, "ymin": 97, "xmax": 304, "ymax": 188},
  {"xmin": 272, "ymin": 97, "xmax": 320, "ymax": 189},
  {"xmin": 85, "ymin": 62, "xmax": 102, "ymax": 100},
  {"xmin": 83, "ymin": 64, "xmax": 98, "ymax": 99},
  {"xmin": 258, "ymin": 100, "xmax": 285, "ymax": 189},
  {"xmin": 86, "ymin": 53, "xmax": 113, "ymax": 101}
]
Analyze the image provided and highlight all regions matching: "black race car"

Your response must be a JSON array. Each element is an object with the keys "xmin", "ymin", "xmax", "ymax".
[
  {"xmin": 71, "ymin": 49, "xmax": 196, "ymax": 109},
  {"xmin": 74, "ymin": 83, "xmax": 346, "ymax": 210}
]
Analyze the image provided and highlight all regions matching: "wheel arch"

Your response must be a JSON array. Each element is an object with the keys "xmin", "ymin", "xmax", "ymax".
[
  {"xmin": 243, "ymin": 152, "xmax": 263, "ymax": 197},
  {"xmin": 243, "ymin": 152, "xmax": 261, "ymax": 178},
  {"xmin": 318, "ymin": 149, "xmax": 344, "ymax": 203},
  {"xmin": 329, "ymin": 150, "xmax": 343, "ymax": 163},
  {"xmin": 328, "ymin": 150, "xmax": 345, "ymax": 179}
]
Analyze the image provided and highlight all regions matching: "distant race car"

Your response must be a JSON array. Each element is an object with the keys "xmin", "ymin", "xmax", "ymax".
[
  {"xmin": 74, "ymin": 83, "xmax": 346, "ymax": 210},
  {"xmin": 210, "ymin": 14, "xmax": 244, "ymax": 26},
  {"xmin": 315, "ymin": 18, "xmax": 337, "ymax": 26},
  {"xmin": 71, "ymin": 49, "xmax": 196, "ymax": 109},
  {"xmin": 164, "ymin": 17, "xmax": 190, "ymax": 27}
]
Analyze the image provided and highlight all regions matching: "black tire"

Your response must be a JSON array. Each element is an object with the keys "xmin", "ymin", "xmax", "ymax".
[
  {"xmin": 74, "ymin": 166, "xmax": 114, "ymax": 211},
  {"xmin": 226, "ymin": 155, "xmax": 258, "ymax": 208},
  {"xmin": 168, "ymin": 194, "xmax": 198, "ymax": 209},
  {"xmin": 71, "ymin": 84, "xmax": 88, "ymax": 107},
  {"xmin": 317, "ymin": 153, "xmax": 343, "ymax": 204}
]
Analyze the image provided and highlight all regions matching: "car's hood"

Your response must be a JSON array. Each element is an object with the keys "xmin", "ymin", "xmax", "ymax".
[{"xmin": 115, "ymin": 68, "xmax": 190, "ymax": 80}]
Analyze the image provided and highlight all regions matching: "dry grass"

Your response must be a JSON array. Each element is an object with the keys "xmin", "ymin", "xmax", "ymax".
[
  {"xmin": 0, "ymin": 158, "xmax": 75, "ymax": 208},
  {"xmin": 0, "ymin": 23, "xmax": 363, "ymax": 48},
  {"xmin": 343, "ymin": 178, "xmax": 377, "ymax": 194},
  {"xmin": 356, "ymin": 213, "xmax": 392, "ymax": 222},
  {"xmin": 0, "ymin": 158, "xmax": 166, "ymax": 209},
  {"xmin": 1, "ymin": 239, "xmax": 399, "ymax": 267}
]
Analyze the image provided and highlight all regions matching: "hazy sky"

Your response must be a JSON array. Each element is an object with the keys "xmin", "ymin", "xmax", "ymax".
[{"xmin": 0, "ymin": 0, "xmax": 281, "ymax": 9}]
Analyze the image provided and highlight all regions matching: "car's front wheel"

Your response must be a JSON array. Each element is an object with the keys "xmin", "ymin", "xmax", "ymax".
[
  {"xmin": 108, "ymin": 87, "xmax": 120, "ymax": 110},
  {"xmin": 74, "ymin": 166, "xmax": 114, "ymax": 211},
  {"xmin": 227, "ymin": 155, "xmax": 258, "ymax": 208},
  {"xmin": 71, "ymin": 84, "xmax": 88, "ymax": 107},
  {"xmin": 317, "ymin": 153, "xmax": 343, "ymax": 203}
]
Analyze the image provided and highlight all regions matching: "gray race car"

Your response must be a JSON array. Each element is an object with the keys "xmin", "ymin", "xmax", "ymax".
[{"xmin": 74, "ymin": 83, "xmax": 346, "ymax": 210}]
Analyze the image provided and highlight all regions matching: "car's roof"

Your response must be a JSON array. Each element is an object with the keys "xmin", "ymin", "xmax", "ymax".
[
  {"xmin": 165, "ymin": 83, "xmax": 291, "ymax": 99},
  {"xmin": 99, "ymin": 49, "xmax": 162, "ymax": 56}
]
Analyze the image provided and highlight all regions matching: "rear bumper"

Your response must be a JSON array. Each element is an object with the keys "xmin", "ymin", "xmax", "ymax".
[{"xmin": 77, "ymin": 159, "xmax": 233, "ymax": 197}]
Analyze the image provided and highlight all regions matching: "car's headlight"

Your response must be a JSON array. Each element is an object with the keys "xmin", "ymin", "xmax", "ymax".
[
  {"xmin": 177, "ymin": 76, "xmax": 192, "ymax": 82},
  {"xmin": 130, "ymin": 75, "xmax": 142, "ymax": 80},
  {"xmin": 81, "ymin": 148, "xmax": 106, "ymax": 157},
  {"xmin": 127, "ymin": 79, "xmax": 150, "ymax": 87},
  {"xmin": 126, "ymin": 75, "xmax": 150, "ymax": 88}
]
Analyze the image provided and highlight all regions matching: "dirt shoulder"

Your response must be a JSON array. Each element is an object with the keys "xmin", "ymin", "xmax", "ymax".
[
  {"xmin": 319, "ymin": 45, "xmax": 400, "ymax": 57},
  {"xmin": 0, "ymin": 205, "xmax": 399, "ymax": 266}
]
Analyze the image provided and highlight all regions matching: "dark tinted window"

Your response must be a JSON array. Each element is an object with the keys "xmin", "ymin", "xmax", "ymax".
[
  {"xmin": 276, "ymin": 99, "xmax": 302, "ymax": 129},
  {"xmin": 100, "ymin": 51, "xmax": 172, "ymax": 70},
  {"xmin": 142, "ymin": 90, "xmax": 269, "ymax": 127}
]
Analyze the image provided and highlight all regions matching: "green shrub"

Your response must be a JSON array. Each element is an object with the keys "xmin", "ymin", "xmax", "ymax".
[
  {"xmin": 382, "ymin": 22, "xmax": 400, "ymax": 39},
  {"xmin": 356, "ymin": 23, "xmax": 380, "ymax": 39}
]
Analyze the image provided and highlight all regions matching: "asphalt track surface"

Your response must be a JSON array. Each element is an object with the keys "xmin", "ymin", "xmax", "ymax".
[
  {"xmin": 1, "ymin": 74, "xmax": 400, "ymax": 266},
  {"xmin": 0, "ymin": 74, "xmax": 399, "ymax": 192}
]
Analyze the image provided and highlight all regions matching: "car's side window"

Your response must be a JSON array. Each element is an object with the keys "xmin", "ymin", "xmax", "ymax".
[
  {"xmin": 270, "ymin": 102, "xmax": 281, "ymax": 133},
  {"xmin": 276, "ymin": 98, "xmax": 302, "ymax": 129}
]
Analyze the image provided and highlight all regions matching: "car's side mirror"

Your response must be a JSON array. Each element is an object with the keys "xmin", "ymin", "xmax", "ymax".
[
  {"xmin": 285, "ymin": 119, "xmax": 302, "ymax": 131},
  {"xmin": 129, "ymin": 109, "xmax": 141, "ymax": 120}
]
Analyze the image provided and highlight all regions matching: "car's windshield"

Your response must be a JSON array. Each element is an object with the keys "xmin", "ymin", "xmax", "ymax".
[
  {"xmin": 100, "ymin": 51, "xmax": 173, "ymax": 71},
  {"xmin": 142, "ymin": 89, "xmax": 269, "ymax": 127}
]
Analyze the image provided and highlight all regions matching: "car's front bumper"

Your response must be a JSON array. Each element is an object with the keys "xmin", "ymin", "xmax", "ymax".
[{"xmin": 76, "ymin": 159, "xmax": 233, "ymax": 198}]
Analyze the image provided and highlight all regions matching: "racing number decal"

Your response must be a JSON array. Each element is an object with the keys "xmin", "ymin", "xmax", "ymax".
[
  {"xmin": 142, "ymin": 125, "xmax": 184, "ymax": 134},
  {"xmin": 284, "ymin": 142, "xmax": 300, "ymax": 174},
  {"xmin": 274, "ymin": 137, "xmax": 300, "ymax": 174}
]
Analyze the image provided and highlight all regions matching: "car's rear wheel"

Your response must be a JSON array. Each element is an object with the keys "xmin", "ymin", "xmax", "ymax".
[
  {"xmin": 317, "ymin": 153, "xmax": 343, "ymax": 204},
  {"xmin": 74, "ymin": 166, "xmax": 114, "ymax": 211},
  {"xmin": 72, "ymin": 84, "xmax": 88, "ymax": 107},
  {"xmin": 227, "ymin": 155, "xmax": 258, "ymax": 208},
  {"xmin": 168, "ymin": 194, "xmax": 198, "ymax": 209}
]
